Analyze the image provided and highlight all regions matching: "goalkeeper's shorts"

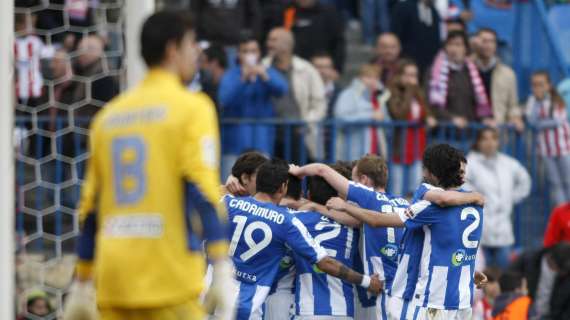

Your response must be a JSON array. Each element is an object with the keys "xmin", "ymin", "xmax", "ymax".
[{"xmin": 99, "ymin": 299, "xmax": 205, "ymax": 320}]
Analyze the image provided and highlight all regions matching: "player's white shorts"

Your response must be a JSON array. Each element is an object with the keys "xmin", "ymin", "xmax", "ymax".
[
  {"xmin": 354, "ymin": 304, "xmax": 375, "ymax": 320},
  {"xmin": 413, "ymin": 307, "xmax": 472, "ymax": 320},
  {"xmin": 355, "ymin": 293, "xmax": 389, "ymax": 320},
  {"xmin": 387, "ymin": 295, "xmax": 423, "ymax": 320},
  {"xmin": 265, "ymin": 290, "xmax": 294, "ymax": 320}
]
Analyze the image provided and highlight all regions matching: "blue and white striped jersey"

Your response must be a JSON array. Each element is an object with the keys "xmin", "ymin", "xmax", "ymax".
[
  {"xmin": 269, "ymin": 251, "xmax": 295, "ymax": 295},
  {"xmin": 402, "ymin": 196, "xmax": 483, "ymax": 310},
  {"xmin": 225, "ymin": 196, "xmax": 328, "ymax": 320},
  {"xmin": 389, "ymin": 183, "xmax": 440, "ymax": 301},
  {"xmin": 346, "ymin": 182, "xmax": 408, "ymax": 290},
  {"xmin": 293, "ymin": 212, "xmax": 357, "ymax": 317}
]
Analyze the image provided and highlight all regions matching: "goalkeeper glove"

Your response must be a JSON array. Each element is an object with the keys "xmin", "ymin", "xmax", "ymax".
[
  {"xmin": 203, "ymin": 259, "xmax": 238, "ymax": 320},
  {"xmin": 62, "ymin": 280, "xmax": 98, "ymax": 320}
]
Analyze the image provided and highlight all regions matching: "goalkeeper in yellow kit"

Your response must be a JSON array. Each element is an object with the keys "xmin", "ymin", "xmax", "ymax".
[{"xmin": 63, "ymin": 11, "xmax": 234, "ymax": 320}]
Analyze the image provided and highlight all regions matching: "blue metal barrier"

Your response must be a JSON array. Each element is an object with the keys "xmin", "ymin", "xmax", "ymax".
[{"xmin": 14, "ymin": 116, "xmax": 552, "ymax": 254}]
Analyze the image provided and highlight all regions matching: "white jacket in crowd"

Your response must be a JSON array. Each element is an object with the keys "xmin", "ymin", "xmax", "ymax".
[{"xmin": 464, "ymin": 151, "xmax": 531, "ymax": 247}]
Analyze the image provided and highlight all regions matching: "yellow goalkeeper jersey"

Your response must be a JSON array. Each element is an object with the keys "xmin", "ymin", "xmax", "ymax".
[{"xmin": 77, "ymin": 69, "xmax": 227, "ymax": 308}]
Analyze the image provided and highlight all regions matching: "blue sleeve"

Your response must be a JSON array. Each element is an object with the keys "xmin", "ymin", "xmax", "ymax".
[
  {"xmin": 403, "ymin": 201, "xmax": 442, "ymax": 230},
  {"xmin": 218, "ymin": 69, "xmax": 247, "ymax": 111},
  {"xmin": 346, "ymin": 182, "xmax": 377, "ymax": 208},
  {"xmin": 412, "ymin": 183, "xmax": 443, "ymax": 203},
  {"xmin": 286, "ymin": 216, "xmax": 328, "ymax": 264},
  {"xmin": 412, "ymin": 184, "xmax": 429, "ymax": 203},
  {"xmin": 185, "ymin": 182, "xmax": 229, "ymax": 245},
  {"xmin": 265, "ymin": 67, "xmax": 288, "ymax": 97},
  {"xmin": 77, "ymin": 212, "xmax": 96, "ymax": 261}
]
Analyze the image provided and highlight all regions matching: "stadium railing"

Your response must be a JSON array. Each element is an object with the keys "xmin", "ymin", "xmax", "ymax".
[{"xmin": 219, "ymin": 118, "xmax": 550, "ymax": 250}]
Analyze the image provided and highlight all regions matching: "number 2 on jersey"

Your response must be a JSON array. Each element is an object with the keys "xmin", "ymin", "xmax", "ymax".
[
  {"xmin": 229, "ymin": 215, "xmax": 273, "ymax": 262},
  {"xmin": 112, "ymin": 136, "xmax": 147, "ymax": 205},
  {"xmin": 315, "ymin": 221, "xmax": 341, "ymax": 257},
  {"xmin": 461, "ymin": 207, "xmax": 480, "ymax": 249}
]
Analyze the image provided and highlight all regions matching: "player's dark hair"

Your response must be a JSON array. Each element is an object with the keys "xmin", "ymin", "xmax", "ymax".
[
  {"xmin": 548, "ymin": 242, "xmax": 570, "ymax": 271},
  {"xmin": 498, "ymin": 271, "xmax": 524, "ymax": 293},
  {"xmin": 423, "ymin": 144, "xmax": 466, "ymax": 189},
  {"xmin": 307, "ymin": 164, "xmax": 348, "ymax": 206},
  {"xmin": 355, "ymin": 154, "xmax": 388, "ymax": 188},
  {"xmin": 286, "ymin": 174, "xmax": 302, "ymax": 200},
  {"xmin": 231, "ymin": 151, "xmax": 268, "ymax": 184},
  {"xmin": 334, "ymin": 161, "xmax": 355, "ymax": 177},
  {"xmin": 307, "ymin": 176, "xmax": 336, "ymax": 206},
  {"xmin": 256, "ymin": 158, "xmax": 290, "ymax": 195},
  {"xmin": 204, "ymin": 43, "xmax": 228, "ymax": 69},
  {"xmin": 140, "ymin": 11, "xmax": 194, "ymax": 67}
]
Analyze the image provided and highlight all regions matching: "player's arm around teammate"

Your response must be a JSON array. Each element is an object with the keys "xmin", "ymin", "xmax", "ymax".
[
  {"xmin": 325, "ymin": 185, "xmax": 485, "ymax": 228},
  {"xmin": 326, "ymin": 197, "xmax": 406, "ymax": 228},
  {"xmin": 288, "ymin": 163, "xmax": 363, "ymax": 227}
]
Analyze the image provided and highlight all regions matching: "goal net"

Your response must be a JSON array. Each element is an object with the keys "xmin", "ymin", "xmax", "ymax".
[{"xmin": 13, "ymin": 0, "xmax": 125, "ymax": 318}]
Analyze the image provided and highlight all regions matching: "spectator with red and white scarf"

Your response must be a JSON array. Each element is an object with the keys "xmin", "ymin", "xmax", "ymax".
[
  {"xmin": 428, "ymin": 30, "xmax": 494, "ymax": 128},
  {"xmin": 526, "ymin": 71, "xmax": 570, "ymax": 206}
]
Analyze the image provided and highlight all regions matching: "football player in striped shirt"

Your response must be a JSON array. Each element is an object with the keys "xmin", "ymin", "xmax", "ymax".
[
  {"xmin": 293, "ymin": 167, "xmax": 360, "ymax": 319},
  {"xmin": 225, "ymin": 159, "xmax": 382, "ymax": 320},
  {"xmin": 397, "ymin": 144, "xmax": 484, "ymax": 319},
  {"xmin": 264, "ymin": 174, "xmax": 304, "ymax": 320},
  {"xmin": 326, "ymin": 144, "xmax": 487, "ymax": 320},
  {"xmin": 289, "ymin": 155, "xmax": 407, "ymax": 320}
]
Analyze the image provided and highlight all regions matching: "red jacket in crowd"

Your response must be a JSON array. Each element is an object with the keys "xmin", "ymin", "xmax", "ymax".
[{"xmin": 544, "ymin": 202, "xmax": 570, "ymax": 247}]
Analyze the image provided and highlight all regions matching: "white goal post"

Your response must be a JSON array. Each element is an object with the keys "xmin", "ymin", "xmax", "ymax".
[
  {"xmin": 1, "ymin": 0, "xmax": 15, "ymax": 318},
  {"xmin": 126, "ymin": 0, "xmax": 155, "ymax": 88}
]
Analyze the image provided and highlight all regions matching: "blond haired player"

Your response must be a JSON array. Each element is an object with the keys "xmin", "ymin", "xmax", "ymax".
[{"xmin": 63, "ymin": 11, "xmax": 234, "ymax": 320}]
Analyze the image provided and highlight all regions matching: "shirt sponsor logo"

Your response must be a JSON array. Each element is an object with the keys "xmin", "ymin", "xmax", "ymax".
[
  {"xmin": 380, "ymin": 244, "xmax": 398, "ymax": 260},
  {"xmin": 280, "ymin": 255, "xmax": 293, "ymax": 269},
  {"xmin": 104, "ymin": 214, "xmax": 163, "ymax": 238},
  {"xmin": 451, "ymin": 249, "xmax": 476, "ymax": 266},
  {"xmin": 234, "ymin": 269, "xmax": 257, "ymax": 283}
]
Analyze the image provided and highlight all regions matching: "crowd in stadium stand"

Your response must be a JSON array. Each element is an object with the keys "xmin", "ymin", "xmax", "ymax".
[{"xmin": 12, "ymin": 0, "xmax": 570, "ymax": 319}]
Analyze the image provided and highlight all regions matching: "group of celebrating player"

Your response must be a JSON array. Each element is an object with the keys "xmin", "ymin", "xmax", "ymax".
[
  {"xmin": 220, "ymin": 144, "xmax": 487, "ymax": 320},
  {"xmin": 62, "ymin": 10, "xmax": 487, "ymax": 320}
]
